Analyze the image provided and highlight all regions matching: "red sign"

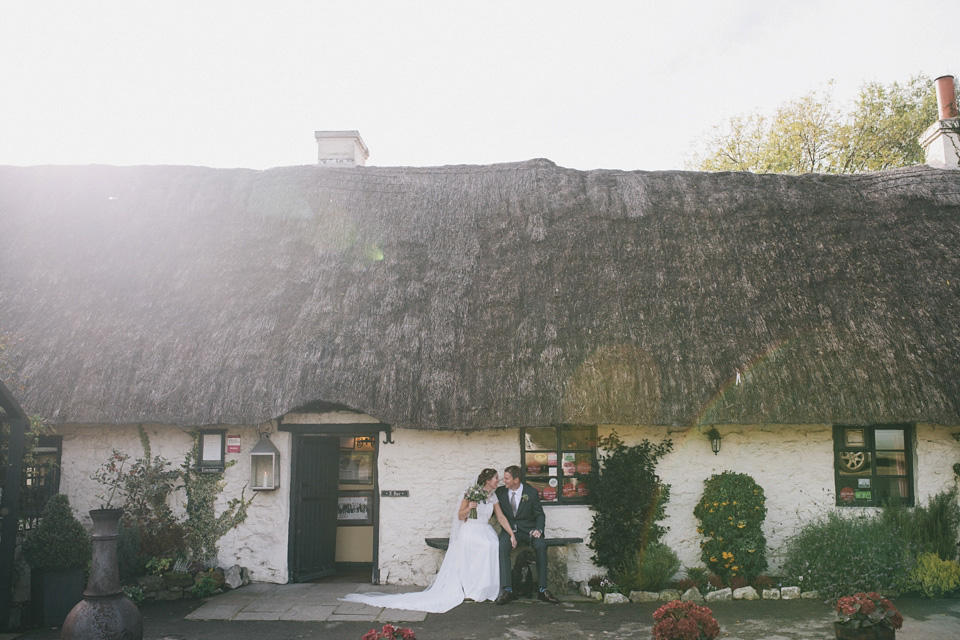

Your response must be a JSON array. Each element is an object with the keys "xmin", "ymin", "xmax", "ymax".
[
  {"xmin": 226, "ymin": 435, "xmax": 241, "ymax": 454},
  {"xmin": 542, "ymin": 486, "xmax": 557, "ymax": 501},
  {"xmin": 839, "ymin": 487, "xmax": 855, "ymax": 502}
]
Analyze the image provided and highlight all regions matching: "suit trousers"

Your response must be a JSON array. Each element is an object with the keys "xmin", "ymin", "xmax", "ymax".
[{"xmin": 499, "ymin": 528, "xmax": 548, "ymax": 590}]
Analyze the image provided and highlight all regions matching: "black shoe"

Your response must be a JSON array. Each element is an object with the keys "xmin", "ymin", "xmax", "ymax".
[
  {"xmin": 538, "ymin": 589, "xmax": 560, "ymax": 604},
  {"xmin": 495, "ymin": 589, "xmax": 515, "ymax": 605}
]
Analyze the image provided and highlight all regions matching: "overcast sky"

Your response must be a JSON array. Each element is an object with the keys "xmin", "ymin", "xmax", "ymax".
[{"xmin": 1, "ymin": 1, "xmax": 957, "ymax": 172}]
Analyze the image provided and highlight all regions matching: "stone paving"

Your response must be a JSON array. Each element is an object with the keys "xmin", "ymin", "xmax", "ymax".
[{"xmin": 186, "ymin": 581, "xmax": 430, "ymax": 623}]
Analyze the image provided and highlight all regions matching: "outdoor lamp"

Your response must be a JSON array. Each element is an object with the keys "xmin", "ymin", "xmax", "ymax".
[
  {"xmin": 706, "ymin": 428, "xmax": 722, "ymax": 455},
  {"xmin": 250, "ymin": 434, "xmax": 280, "ymax": 491}
]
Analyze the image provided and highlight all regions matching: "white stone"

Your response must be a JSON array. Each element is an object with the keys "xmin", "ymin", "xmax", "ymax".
[
  {"xmin": 579, "ymin": 581, "xmax": 591, "ymax": 597},
  {"xmin": 733, "ymin": 586, "xmax": 759, "ymax": 600},
  {"xmin": 762, "ymin": 588, "xmax": 780, "ymax": 600},
  {"xmin": 781, "ymin": 586, "xmax": 801, "ymax": 599},
  {"xmin": 681, "ymin": 587, "xmax": 704, "ymax": 602},
  {"xmin": 604, "ymin": 593, "xmax": 629, "ymax": 604},
  {"xmin": 224, "ymin": 565, "xmax": 243, "ymax": 590},
  {"xmin": 705, "ymin": 588, "xmax": 732, "ymax": 602},
  {"xmin": 659, "ymin": 589, "xmax": 682, "ymax": 602},
  {"xmin": 800, "ymin": 590, "xmax": 819, "ymax": 599},
  {"xmin": 629, "ymin": 591, "xmax": 660, "ymax": 603},
  {"xmin": 592, "ymin": 591, "xmax": 604, "ymax": 601}
]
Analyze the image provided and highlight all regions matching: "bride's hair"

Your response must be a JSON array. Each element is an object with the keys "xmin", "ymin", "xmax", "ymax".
[{"xmin": 476, "ymin": 468, "xmax": 497, "ymax": 486}]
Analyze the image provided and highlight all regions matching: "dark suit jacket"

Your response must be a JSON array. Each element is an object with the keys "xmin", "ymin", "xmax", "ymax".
[{"xmin": 496, "ymin": 483, "xmax": 546, "ymax": 536}]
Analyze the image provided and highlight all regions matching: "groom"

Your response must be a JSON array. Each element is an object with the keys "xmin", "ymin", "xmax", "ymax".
[{"xmin": 494, "ymin": 465, "xmax": 560, "ymax": 604}]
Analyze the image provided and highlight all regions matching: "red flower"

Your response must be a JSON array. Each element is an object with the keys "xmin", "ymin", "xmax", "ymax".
[
  {"xmin": 380, "ymin": 624, "xmax": 396, "ymax": 637},
  {"xmin": 361, "ymin": 632, "xmax": 379, "ymax": 640}
]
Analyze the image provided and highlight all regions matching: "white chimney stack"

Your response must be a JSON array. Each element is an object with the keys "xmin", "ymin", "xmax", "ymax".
[
  {"xmin": 314, "ymin": 130, "xmax": 369, "ymax": 166},
  {"xmin": 919, "ymin": 75, "xmax": 959, "ymax": 169}
]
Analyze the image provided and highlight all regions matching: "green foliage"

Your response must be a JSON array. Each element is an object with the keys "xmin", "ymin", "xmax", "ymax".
[
  {"xmin": 117, "ymin": 520, "xmax": 146, "ymax": 581},
  {"xmin": 145, "ymin": 556, "xmax": 173, "ymax": 576},
  {"xmin": 181, "ymin": 432, "xmax": 254, "ymax": 564},
  {"xmin": 782, "ymin": 511, "xmax": 915, "ymax": 600},
  {"xmin": 882, "ymin": 487, "xmax": 960, "ymax": 561},
  {"xmin": 189, "ymin": 571, "xmax": 219, "ymax": 598},
  {"xmin": 587, "ymin": 432, "xmax": 673, "ymax": 577},
  {"xmin": 121, "ymin": 585, "xmax": 145, "ymax": 605},
  {"xmin": 683, "ymin": 566, "xmax": 710, "ymax": 594},
  {"xmin": 909, "ymin": 552, "xmax": 960, "ymax": 598},
  {"xmin": 21, "ymin": 494, "xmax": 91, "ymax": 571},
  {"xmin": 692, "ymin": 75, "xmax": 952, "ymax": 174},
  {"xmin": 694, "ymin": 471, "xmax": 767, "ymax": 585},
  {"xmin": 614, "ymin": 542, "xmax": 681, "ymax": 593}
]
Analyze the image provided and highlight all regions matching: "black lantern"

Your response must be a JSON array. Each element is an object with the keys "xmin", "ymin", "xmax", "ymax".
[{"xmin": 706, "ymin": 428, "xmax": 722, "ymax": 455}]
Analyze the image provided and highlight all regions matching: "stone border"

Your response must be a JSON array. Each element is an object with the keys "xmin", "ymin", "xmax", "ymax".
[{"xmin": 577, "ymin": 583, "xmax": 819, "ymax": 604}]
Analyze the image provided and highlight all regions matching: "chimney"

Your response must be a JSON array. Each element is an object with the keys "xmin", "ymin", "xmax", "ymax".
[
  {"xmin": 919, "ymin": 75, "xmax": 959, "ymax": 169},
  {"xmin": 314, "ymin": 130, "xmax": 369, "ymax": 166}
]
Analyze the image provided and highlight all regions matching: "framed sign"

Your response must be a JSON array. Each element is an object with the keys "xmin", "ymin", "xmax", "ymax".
[
  {"xmin": 339, "ymin": 451, "xmax": 373, "ymax": 485},
  {"xmin": 338, "ymin": 490, "xmax": 374, "ymax": 525}
]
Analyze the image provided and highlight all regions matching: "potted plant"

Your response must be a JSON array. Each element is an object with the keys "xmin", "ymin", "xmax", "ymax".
[
  {"xmin": 21, "ymin": 494, "xmax": 92, "ymax": 627},
  {"xmin": 652, "ymin": 600, "xmax": 721, "ymax": 640},
  {"xmin": 361, "ymin": 624, "xmax": 416, "ymax": 639},
  {"xmin": 834, "ymin": 592, "xmax": 903, "ymax": 640}
]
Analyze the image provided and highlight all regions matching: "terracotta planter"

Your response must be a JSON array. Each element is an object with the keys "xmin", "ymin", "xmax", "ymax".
[
  {"xmin": 834, "ymin": 622, "xmax": 895, "ymax": 640},
  {"xmin": 61, "ymin": 509, "xmax": 142, "ymax": 640}
]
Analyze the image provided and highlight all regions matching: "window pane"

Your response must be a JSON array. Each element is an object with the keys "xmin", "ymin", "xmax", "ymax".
[
  {"xmin": 875, "ymin": 477, "xmax": 909, "ymax": 502},
  {"xmin": 876, "ymin": 451, "xmax": 907, "ymax": 475},
  {"xmin": 837, "ymin": 451, "xmax": 872, "ymax": 475},
  {"xmin": 875, "ymin": 429, "xmax": 904, "ymax": 450},
  {"xmin": 527, "ymin": 479, "xmax": 559, "ymax": 503},
  {"xmin": 561, "ymin": 452, "xmax": 593, "ymax": 476},
  {"xmin": 524, "ymin": 428, "xmax": 557, "ymax": 451},
  {"xmin": 843, "ymin": 428, "xmax": 865, "ymax": 447},
  {"xmin": 561, "ymin": 477, "xmax": 590, "ymax": 499},
  {"xmin": 561, "ymin": 426, "xmax": 595, "ymax": 450},
  {"xmin": 525, "ymin": 452, "xmax": 558, "ymax": 476}
]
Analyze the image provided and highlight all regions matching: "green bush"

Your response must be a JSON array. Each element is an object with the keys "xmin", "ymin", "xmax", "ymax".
[
  {"xmin": 588, "ymin": 432, "xmax": 673, "ymax": 577},
  {"xmin": 782, "ymin": 511, "xmax": 914, "ymax": 600},
  {"xmin": 882, "ymin": 487, "xmax": 960, "ymax": 561},
  {"xmin": 614, "ymin": 542, "xmax": 681, "ymax": 593},
  {"xmin": 21, "ymin": 494, "xmax": 92, "ymax": 571},
  {"xmin": 693, "ymin": 471, "xmax": 767, "ymax": 585},
  {"xmin": 909, "ymin": 552, "xmax": 960, "ymax": 597}
]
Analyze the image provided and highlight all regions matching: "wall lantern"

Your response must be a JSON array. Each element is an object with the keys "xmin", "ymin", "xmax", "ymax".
[
  {"xmin": 250, "ymin": 434, "xmax": 280, "ymax": 491},
  {"xmin": 706, "ymin": 428, "xmax": 722, "ymax": 455}
]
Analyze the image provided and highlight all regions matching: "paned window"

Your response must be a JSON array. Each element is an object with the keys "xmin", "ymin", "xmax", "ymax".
[
  {"xmin": 521, "ymin": 425, "xmax": 596, "ymax": 505},
  {"xmin": 833, "ymin": 425, "xmax": 913, "ymax": 507}
]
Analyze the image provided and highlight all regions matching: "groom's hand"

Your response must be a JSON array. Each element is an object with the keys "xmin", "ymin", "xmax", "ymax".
[{"xmin": 531, "ymin": 529, "xmax": 542, "ymax": 538}]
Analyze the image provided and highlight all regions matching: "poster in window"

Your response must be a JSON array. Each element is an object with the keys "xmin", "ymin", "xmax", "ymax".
[
  {"xmin": 338, "ymin": 491, "xmax": 374, "ymax": 525},
  {"xmin": 339, "ymin": 451, "xmax": 373, "ymax": 485}
]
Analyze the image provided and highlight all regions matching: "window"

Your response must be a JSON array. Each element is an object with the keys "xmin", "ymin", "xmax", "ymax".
[
  {"xmin": 521, "ymin": 425, "xmax": 596, "ymax": 505},
  {"xmin": 833, "ymin": 425, "xmax": 913, "ymax": 507},
  {"xmin": 198, "ymin": 430, "xmax": 226, "ymax": 473}
]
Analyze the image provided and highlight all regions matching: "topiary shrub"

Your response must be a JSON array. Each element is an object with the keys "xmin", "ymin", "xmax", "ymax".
[
  {"xmin": 693, "ymin": 471, "xmax": 767, "ymax": 586},
  {"xmin": 909, "ymin": 552, "xmax": 960, "ymax": 597},
  {"xmin": 588, "ymin": 432, "xmax": 673, "ymax": 579},
  {"xmin": 21, "ymin": 494, "xmax": 91, "ymax": 571}
]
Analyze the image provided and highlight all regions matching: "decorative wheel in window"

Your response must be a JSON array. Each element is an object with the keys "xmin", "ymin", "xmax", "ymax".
[{"xmin": 840, "ymin": 451, "xmax": 866, "ymax": 472}]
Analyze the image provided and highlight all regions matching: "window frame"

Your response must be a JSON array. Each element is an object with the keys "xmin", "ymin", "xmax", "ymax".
[
  {"xmin": 198, "ymin": 429, "xmax": 226, "ymax": 473},
  {"xmin": 832, "ymin": 424, "xmax": 914, "ymax": 507},
  {"xmin": 520, "ymin": 425, "xmax": 597, "ymax": 506}
]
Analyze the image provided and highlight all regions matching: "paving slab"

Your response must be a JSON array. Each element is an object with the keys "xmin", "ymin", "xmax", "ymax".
[{"xmin": 278, "ymin": 605, "xmax": 338, "ymax": 621}]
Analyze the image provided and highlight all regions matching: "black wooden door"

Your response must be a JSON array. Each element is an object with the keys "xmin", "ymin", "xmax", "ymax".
[{"xmin": 290, "ymin": 435, "xmax": 339, "ymax": 582}]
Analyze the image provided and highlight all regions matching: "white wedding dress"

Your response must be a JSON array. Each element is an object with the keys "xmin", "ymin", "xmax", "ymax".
[{"xmin": 340, "ymin": 499, "xmax": 500, "ymax": 613}]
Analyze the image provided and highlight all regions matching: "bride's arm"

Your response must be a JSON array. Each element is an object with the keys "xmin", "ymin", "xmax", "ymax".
[
  {"xmin": 457, "ymin": 497, "xmax": 476, "ymax": 521},
  {"xmin": 493, "ymin": 502, "xmax": 517, "ymax": 548}
]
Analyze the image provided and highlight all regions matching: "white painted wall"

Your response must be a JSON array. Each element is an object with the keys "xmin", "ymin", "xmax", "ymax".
[
  {"xmin": 52, "ymin": 419, "xmax": 959, "ymax": 587},
  {"xmin": 54, "ymin": 422, "xmax": 292, "ymax": 584}
]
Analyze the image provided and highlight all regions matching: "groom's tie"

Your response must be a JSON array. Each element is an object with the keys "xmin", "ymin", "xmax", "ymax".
[{"xmin": 511, "ymin": 490, "xmax": 519, "ymax": 515}]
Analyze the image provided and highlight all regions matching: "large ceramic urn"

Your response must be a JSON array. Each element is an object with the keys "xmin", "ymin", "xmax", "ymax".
[
  {"xmin": 834, "ymin": 622, "xmax": 895, "ymax": 640},
  {"xmin": 61, "ymin": 509, "xmax": 143, "ymax": 640}
]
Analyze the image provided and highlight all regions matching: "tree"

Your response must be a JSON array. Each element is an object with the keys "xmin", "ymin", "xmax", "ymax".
[{"xmin": 691, "ymin": 75, "xmax": 954, "ymax": 174}]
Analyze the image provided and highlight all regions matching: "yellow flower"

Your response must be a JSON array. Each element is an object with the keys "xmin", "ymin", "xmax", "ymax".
[
  {"xmin": 732, "ymin": 566, "xmax": 739, "ymax": 571},
  {"xmin": 748, "ymin": 549, "xmax": 755, "ymax": 553},
  {"xmin": 737, "ymin": 523, "xmax": 746, "ymax": 529},
  {"xmin": 732, "ymin": 501, "xmax": 737, "ymax": 505},
  {"xmin": 710, "ymin": 557, "xmax": 718, "ymax": 563},
  {"xmin": 721, "ymin": 501, "xmax": 728, "ymax": 506},
  {"xmin": 713, "ymin": 502, "xmax": 719, "ymax": 506}
]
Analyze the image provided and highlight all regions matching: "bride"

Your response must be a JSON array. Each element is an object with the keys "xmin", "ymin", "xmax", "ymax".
[{"xmin": 341, "ymin": 468, "xmax": 516, "ymax": 613}]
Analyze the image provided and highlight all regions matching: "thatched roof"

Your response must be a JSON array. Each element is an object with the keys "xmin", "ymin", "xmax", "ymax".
[{"xmin": 2, "ymin": 160, "xmax": 960, "ymax": 429}]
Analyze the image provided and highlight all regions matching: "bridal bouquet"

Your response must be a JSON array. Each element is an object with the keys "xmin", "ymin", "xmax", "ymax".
[{"xmin": 464, "ymin": 483, "xmax": 489, "ymax": 519}]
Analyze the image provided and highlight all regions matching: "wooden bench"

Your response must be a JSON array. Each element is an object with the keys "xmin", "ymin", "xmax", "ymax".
[{"xmin": 425, "ymin": 537, "xmax": 583, "ymax": 550}]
